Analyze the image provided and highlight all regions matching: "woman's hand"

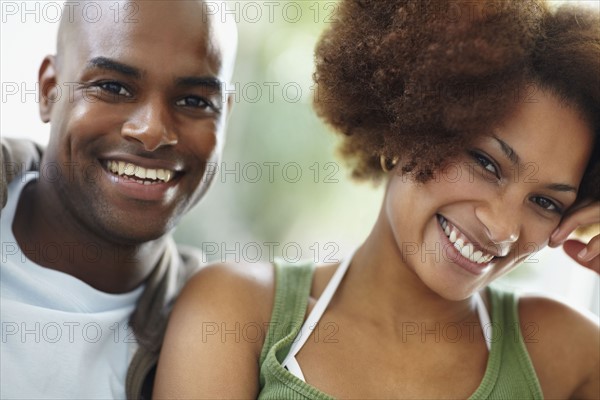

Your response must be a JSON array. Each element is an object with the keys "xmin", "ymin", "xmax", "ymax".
[{"xmin": 549, "ymin": 200, "xmax": 600, "ymax": 274}]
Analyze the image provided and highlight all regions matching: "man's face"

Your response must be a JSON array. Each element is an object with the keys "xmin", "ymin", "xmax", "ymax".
[{"xmin": 39, "ymin": 1, "xmax": 236, "ymax": 244}]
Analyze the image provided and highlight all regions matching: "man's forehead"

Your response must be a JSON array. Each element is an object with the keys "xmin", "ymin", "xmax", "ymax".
[
  {"xmin": 57, "ymin": 0, "xmax": 237, "ymax": 79},
  {"xmin": 59, "ymin": 0, "xmax": 213, "ymax": 41}
]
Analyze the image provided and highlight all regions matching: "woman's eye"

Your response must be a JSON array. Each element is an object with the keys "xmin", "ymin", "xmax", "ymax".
[
  {"xmin": 176, "ymin": 96, "xmax": 213, "ymax": 110},
  {"xmin": 97, "ymin": 82, "xmax": 131, "ymax": 97},
  {"xmin": 531, "ymin": 196, "xmax": 561, "ymax": 213},
  {"xmin": 471, "ymin": 152, "xmax": 498, "ymax": 177}
]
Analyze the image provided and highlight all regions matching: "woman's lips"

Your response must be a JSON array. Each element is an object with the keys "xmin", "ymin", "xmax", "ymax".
[{"xmin": 437, "ymin": 214, "xmax": 496, "ymax": 275}]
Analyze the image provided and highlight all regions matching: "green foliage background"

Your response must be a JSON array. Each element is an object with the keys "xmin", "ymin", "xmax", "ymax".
[{"xmin": 174, "ymin": 1, "xmax": 384, "ymax": 263}]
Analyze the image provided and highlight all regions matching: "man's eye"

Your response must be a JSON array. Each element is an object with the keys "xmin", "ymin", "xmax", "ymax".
[
  {"xmin": 97, "ymin": 82, "xmax": 131, "ymax": 97},
  {"xmin": 531, "ymin": 196, "xmax": 562, "ymax": 213},
  {"xmin": 471, "ymin": 152, "xmax": 499, "ymax": 177},
  {"xmin": 175, "ymin": 96, "xmax": 214, "ymax": 110}
]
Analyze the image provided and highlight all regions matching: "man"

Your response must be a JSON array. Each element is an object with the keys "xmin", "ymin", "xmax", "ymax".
[{"xmin": 0, "ymin": 1, "xmax": 237, "ymax": 398}]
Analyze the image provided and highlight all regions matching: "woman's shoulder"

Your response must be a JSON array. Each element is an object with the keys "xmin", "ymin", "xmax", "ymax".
[
  {"xmin": 154, "ymin": 261, "xmax": 278, "ymax": 398},
  {"xmin": 518, "ymin": 294, "xmax": 599, "ymax": 353},
  {"xmin": 174, "ymin": 258, "xmax": 340, "ymax": 330},
  {"xmin": 517, "ymin": 293, "xmax": 599, "ymax": 398},
  {"xmin": 177, "ymin": 260, "xmax": 277, "ymax": 324},
  {"xmin": 169, "ymin": 258, "xmax": 343, "ymax": 355}
]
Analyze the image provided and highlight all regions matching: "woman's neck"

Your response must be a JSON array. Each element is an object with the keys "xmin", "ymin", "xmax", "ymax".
[{"xmin": 337, "ymin": 210, "xmax": 479, "ymax": 327}]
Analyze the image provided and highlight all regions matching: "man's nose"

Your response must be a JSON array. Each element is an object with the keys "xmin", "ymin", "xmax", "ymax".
[
  {"xmin": 121, "ymin": 99, "xmax": 178, "ymax": 151},
  {"xmin": 475, "ymin": 197, "xmax": 521, "ymax": 256}
]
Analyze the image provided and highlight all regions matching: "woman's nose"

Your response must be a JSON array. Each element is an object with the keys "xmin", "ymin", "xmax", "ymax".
[{"xmin": 475, "ymin": 198, "xmax": 521, "ymax": 256}]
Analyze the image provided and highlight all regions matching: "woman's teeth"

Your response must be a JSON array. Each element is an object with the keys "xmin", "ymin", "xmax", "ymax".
[
  {"xmin": 438, "ymin": 215, "xmax": 495, "ymax": 265},
  {"xmin": 106, "ymin": 160, "xmax": 174, "ymax": 184}
]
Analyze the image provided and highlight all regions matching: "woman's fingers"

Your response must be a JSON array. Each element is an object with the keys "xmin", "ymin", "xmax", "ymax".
[
  {"xmin": 549, "ymin": 202, "xmax": 600, "ymax": 248},
  {"xmin": 563, "ymin": 239, "xmax": 600, "ymax": 274}
]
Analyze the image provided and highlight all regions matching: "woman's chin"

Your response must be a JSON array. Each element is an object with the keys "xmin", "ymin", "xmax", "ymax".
[{"xmin": 415, "ymin": 266, "xmax": 488, "ymax": 302}]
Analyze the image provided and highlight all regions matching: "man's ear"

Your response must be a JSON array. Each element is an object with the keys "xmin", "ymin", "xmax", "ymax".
[{"xmin": 39, "ymin": 55, "xmax": 58, "ymax": 123}]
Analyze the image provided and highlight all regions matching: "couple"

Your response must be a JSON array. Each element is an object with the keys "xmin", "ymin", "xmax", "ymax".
[{"xmin": 2, "ymin": 0, "xmax": 599, "ymax": 399}]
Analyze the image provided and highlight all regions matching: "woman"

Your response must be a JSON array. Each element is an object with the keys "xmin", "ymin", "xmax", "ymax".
[{"xmin": 154, "ymin": 1, "xmax": 599, "ymax": 398}]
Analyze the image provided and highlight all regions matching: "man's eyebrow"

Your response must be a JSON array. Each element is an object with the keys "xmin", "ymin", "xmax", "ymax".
[
  {"xmin": 175, "ymin": 76, "xmax": 223, "ymax": 91},
  {"xmin": 86, "ymin": 57, "xmax": 142, "ymax": 79},
  {"xmin": 493, "ymin": 136, "xmax": 520, "ymax": 166}
]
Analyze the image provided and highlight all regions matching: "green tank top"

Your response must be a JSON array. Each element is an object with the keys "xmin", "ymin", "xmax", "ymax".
[{"xmin": 258, "ymin": 260, "xmax": 544, "ymax": 399}]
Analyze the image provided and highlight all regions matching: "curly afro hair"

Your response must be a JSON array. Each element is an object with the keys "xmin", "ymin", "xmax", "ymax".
[{"xmin": 313, "ymin": 0, "xmax": 600, "ymax": 200}]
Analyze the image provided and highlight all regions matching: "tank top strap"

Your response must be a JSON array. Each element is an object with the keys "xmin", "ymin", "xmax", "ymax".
[
  {"xmin": 470, "ymin": 286, "xmax": 543, "ymax": 399},
  {"xmin": 497, "ymin": 288, "xmax": 543, "ymax": 398},
  {"xmin": 281, "ymin": 250, "xmax": 355, "ymax": 371},
  {"xmin": 258, "ymin": 258, "xmax": 315, "ymax": 370}
]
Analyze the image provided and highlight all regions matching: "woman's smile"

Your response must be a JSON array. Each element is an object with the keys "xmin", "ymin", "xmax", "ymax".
[{"xmin": 436, "ymin": 214, "xmax": 497, "ymax": 275}]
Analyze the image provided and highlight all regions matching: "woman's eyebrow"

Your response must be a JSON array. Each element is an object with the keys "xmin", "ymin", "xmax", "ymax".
[
  {"xmin": 492, "ymin": 135, "xmax": 520, "ymax": 166},
  {"xmin": 546, "ymin": 183, "xmax": 577, "ymax": 193},
  {"xmin": 492, "ymin": 135, "xmax": 577, "ymax": 193}
]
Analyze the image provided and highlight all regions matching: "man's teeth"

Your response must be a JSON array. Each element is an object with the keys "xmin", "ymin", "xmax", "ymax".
[
  {"xmin": 106, "ymin": 160, "xmax": 173, "ymax": 183},
  {"xmin": 438, "ymin": 216, "xmax": 494, "ymax": 265}
]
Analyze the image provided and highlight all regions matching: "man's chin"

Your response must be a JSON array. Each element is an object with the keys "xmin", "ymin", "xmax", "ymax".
[{"xmin": 92, "ymin": 219, "xmax": 174, "ymax": 248}]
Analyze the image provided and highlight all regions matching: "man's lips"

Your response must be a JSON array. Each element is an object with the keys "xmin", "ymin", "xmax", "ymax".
[
  {"xmin": 99, "ymin": 153, "xmax": 184, "ymax": 184},
  {"xmin": 105, "ymin": 160, "xmax": 175, "ymax": 184},
  {"xmin": 98, "ymin": 156, "xmax": 183, "ymax": 202},
  {"xmin": 100, "ymin": 152, "xmax": 184, "ymax": 170}
]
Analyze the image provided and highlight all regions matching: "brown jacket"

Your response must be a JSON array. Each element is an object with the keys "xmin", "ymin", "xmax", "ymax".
[
  {"xmin": 126, "ymin": 239, "xmax": 201, "ymax": 399},
  {"xmin": 0, "ymin": 137, "xmax": 43, "ymax": 211}
]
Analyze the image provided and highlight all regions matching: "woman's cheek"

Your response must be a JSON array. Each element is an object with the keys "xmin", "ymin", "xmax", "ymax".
[{"xmin": 501, "ymin": 234, "xmax": 548, "ymax": 274}]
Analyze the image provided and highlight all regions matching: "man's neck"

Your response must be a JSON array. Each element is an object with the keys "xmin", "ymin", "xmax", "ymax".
[{"xmin": 12, "ymin": 179, "xmax": 166, "ymax": 294}]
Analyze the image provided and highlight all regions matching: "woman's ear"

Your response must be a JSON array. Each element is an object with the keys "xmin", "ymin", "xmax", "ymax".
[{"xmin": 38, "ymin": 55, "xmax": 58, "ymax": 123}]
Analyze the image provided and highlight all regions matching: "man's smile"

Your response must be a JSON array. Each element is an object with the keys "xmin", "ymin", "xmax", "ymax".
[
  {"xmin": 98, "ymin": 155, "xmax": 184, "ymax": 202},
  {"xmin": 106, "ymin": 160, "xmax": 175, "ymax": 184}
]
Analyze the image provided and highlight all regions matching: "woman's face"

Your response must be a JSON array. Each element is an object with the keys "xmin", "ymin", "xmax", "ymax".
[{"xmin": 385, "ymin": 90, "xmax": 594, "ymax": 300}]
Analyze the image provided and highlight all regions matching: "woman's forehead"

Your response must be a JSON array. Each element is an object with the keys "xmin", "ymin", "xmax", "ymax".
[{"xmin": 493, "ymin": 90, "xmax": 594, "ymax": 182}]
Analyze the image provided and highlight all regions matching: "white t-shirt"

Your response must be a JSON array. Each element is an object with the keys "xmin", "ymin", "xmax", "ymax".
[{"xmin": 1, "ymin": 172, "xmax": 144, "ymax": 399}]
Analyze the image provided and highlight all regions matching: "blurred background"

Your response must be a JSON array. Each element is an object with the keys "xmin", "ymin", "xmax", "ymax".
[{"xmin": 1, "ymin": 0, "xmax": 598, "ymax": 316}]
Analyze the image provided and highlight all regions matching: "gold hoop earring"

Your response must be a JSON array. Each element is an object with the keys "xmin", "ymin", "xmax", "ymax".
[{"xmin": 380, "ymin": 155, "xmax": 398, "ymax": 172}]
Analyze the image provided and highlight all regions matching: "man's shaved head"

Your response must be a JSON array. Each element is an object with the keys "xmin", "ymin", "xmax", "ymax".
[{"xmin": 55, "ymin": 0, "xmax": 237, "ymax": 81}]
